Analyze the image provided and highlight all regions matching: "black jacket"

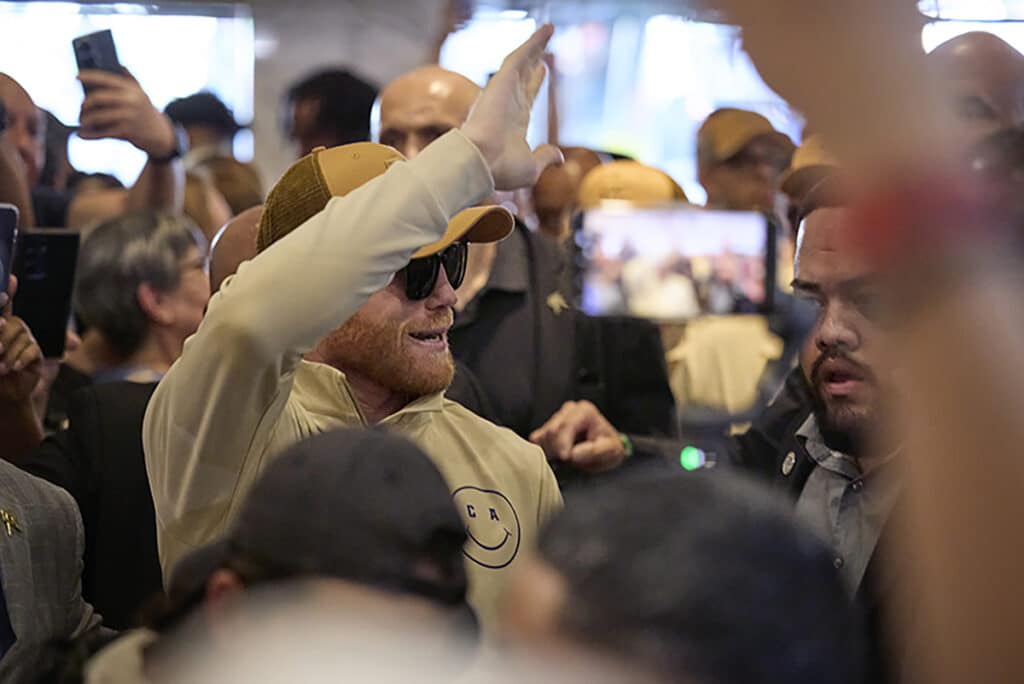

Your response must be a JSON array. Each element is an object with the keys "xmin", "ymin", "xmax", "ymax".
[
  {"xmin": 635, "ymin": 367, "xmax": 899, "ymax": 683},
  {"xmin": 450, "ymin": 223, "xmax": 675, "ymax": 442},
  {"xmin": 20, "ymin": 381, "xmax": 161, "ymax": 631}
]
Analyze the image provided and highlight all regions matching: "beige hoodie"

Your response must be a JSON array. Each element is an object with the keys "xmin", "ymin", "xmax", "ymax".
[{"xmin": 142, "ymin": 131, "xmax": 562, "ymax": 630}]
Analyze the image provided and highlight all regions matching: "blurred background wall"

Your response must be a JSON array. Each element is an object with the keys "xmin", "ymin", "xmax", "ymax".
[
  {"xmin": 2, "ymin": 0, "xmax": 1022, "ymax": 196},
  {"xmin": 248, "ymin": 0, "xmax": 446, "ymax": 183}
]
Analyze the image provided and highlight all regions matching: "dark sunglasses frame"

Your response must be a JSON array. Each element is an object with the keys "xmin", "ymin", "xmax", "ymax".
[{"xmin": 399, "ymin": 241, "xmax": 468, "ymax": 301}]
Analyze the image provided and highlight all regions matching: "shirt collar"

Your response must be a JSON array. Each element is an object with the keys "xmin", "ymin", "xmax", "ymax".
[
  {"xmin": 796, "ymin": 414, "xmax": 902, "ymax": 480},
  {"xmin": 293, "ymin": 360, "xmax": 446, "ymax": 427},
  {"xmin": 795, "ymin": 413, "xmax": 862, "ymax": 480}
]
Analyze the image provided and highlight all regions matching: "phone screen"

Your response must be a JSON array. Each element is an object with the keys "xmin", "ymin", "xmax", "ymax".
[
  {"xmin": 0, "ymin": 204, "xmax": 17, "ymax": 295},
  {"xmin": 12, "ymin": 231, "xmax": 80, "ymax": 358},
  {"xmin": 577, "ymin": 204, "xmax": 775, "ymax": 322}
]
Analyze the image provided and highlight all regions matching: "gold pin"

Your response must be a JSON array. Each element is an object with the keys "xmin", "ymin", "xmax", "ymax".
[
  {"xmin": 781, "ymin": 452, "xmax": 796, "ymax": 476},
  {"xmin": 1, "ymin": 510, "xmax": 21, "ymax": 536},
  {"xmin": 546, "ymin": 292, "xmax": 570, "ymax": 315}
]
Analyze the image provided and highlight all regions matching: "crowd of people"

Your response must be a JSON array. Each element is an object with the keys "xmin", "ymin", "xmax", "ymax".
[{"xmin": 2, "ymin": 1, "xmax": 1024, "ymax": 681}]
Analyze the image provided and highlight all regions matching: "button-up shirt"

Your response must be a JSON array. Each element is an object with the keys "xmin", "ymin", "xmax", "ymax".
[{"xmin": 794, "ymin": 415, "xmax": 902, "ymax": 593}]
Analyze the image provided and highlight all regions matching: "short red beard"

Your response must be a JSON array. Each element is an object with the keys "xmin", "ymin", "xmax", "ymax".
[{"xmin": 320, "ymin": 308, "xmax": 455, "ymax": 398}]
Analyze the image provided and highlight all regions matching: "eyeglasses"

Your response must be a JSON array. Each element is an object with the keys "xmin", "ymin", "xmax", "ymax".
[{"xmin": 398, "ymin": 241, "xmax": 468, "ymax": 301}]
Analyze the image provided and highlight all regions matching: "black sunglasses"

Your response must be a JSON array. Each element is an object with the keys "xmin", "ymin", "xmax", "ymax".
[{"xmin": 398, "ymin": 241, "xmax": 468, "ymax": 301}]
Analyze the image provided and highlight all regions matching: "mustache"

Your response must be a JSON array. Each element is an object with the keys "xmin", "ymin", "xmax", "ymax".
[
  {"xmin": 810, "ymin": 349, "xmax": 875, "ymax": 386},
  {"xmin": 403, "ymin": 309, "xmax": 454, "ymax": 334}
]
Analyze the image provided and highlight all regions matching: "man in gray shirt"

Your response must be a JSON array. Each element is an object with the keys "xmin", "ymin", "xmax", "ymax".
[{"xmin": 530, "ymin": 172, "xmax": 903, "ymax": 680}]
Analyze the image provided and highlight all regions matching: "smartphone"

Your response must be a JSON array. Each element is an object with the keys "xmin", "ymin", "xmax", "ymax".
[
  {"xmin": 12, "ymin": 231, "xmax": 80, "ymax": 358},
  {"xmin": 73, "ymin": 30, "xmax": 123, "ymax": 85},
  {"xmin": 576, "ymin": 203, "xmax": 776, "ymax": 321},
  {"xmin": 0, "ymin": 204, "xmax": 16, "ymax": 299}
]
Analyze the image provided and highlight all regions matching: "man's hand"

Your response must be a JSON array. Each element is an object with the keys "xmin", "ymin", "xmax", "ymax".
[
  {"xmin": 0, "ymin": 277, "xmax": 43, "ymax": 407},
  {"xmin": 530, "ymin": 400, "xmax": 627, "ymax": 473},
  {"xmin": 78, "ymin": 69, "xmax": 177, "ymax": 158},
  {"xmin": 461, "ymin": 24, "xmax": 563, "ymax": 191}
]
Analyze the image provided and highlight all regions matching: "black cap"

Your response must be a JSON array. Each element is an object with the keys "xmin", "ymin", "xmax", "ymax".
[
  {"xmin": 168, "ymin": 428, "xmax": 469, "ymax": 609},
  {"xmin": 164, "ymin": 91, "xmax": 243, "ymax": 136}
]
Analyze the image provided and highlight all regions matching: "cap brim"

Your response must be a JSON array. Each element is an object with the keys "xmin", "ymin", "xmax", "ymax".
[{"xmin": 411, "ymin": 205, "xmax": 514, "ymax": 259}]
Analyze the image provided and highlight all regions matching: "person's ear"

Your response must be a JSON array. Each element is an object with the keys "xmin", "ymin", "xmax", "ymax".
[
  {"xmin": 136, "ymin": 282, "xmax": 174, "ymax": 326},
  {"xmin": 203, "ymin": 568, "xmax": 245, "ymax": 630}
]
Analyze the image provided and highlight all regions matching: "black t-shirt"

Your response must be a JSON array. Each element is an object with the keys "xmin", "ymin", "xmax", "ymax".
[
  {"xmin": 19, "ymin": 381, "xmax": 162, "ymax": 630},
  {"xmin": 44, "ymin": 363, "xmax": 92, "ymax": 434}
]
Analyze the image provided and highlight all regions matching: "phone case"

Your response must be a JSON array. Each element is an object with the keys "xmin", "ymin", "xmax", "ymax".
[
  {"xmin": 0, "ymin": 204, "xmax": 18, "ymax": 297},
  {"xmin": 73, "ymin": 30, "xmax": 122, "ymax": 76},
  {"xmin": 12, "ymin": 231, "xmax": 80, "ymax": 358}
]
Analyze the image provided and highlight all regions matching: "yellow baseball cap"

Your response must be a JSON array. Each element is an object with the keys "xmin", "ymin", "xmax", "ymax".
[
  {"xmin": 577, "ymin": 160, "xmax": 688, "ymax": 209},
  {"xmin": 697, "ymin": 108, "xmax": 795, "ymax": 167},
  {"xmin": 257, "ymin": 142, "xmax": 514, "ymax": 259},
  {"xmin": 779, "ymin": 134, "xmax": 839, "ymax": 201}
]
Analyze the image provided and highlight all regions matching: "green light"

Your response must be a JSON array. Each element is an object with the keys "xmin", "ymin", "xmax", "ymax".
[{"xmin": 680, "ymin": 446, "xmax": 705, "ymax": 471}]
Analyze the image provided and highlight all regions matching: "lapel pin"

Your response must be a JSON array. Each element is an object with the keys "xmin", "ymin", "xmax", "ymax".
[
  {"xmin": 1, "ymin": 510, "xmax": 21, "ymax": 537},
  {"xmin": 781, "ymin": 452, "xmax": 796, "ymax": 476},
  {"xmin": 546, "ymin": 292, "xmax": 569, "ymax": 315}
]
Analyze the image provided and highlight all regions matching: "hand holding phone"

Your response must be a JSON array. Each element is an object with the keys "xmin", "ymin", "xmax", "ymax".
[
  {"xmin": 0, "ymin": 274, "xmax": 44, "ymax": 406},
  {"xmin": 75, "ymin": 69, "xmax": 178, "ymax": 157}
]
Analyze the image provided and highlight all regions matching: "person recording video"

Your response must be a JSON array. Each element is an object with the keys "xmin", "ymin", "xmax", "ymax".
[{"xmin": 0, "ymin": 63, "xmax": 183, "ymax": 230}]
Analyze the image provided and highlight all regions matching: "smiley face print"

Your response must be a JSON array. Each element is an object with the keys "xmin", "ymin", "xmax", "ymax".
[{"xmin": 452, "ymin": 486, "xmax": 521, "ymax": 569}]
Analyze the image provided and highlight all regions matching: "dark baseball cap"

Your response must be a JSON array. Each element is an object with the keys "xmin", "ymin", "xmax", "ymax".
[
  {"xmin": 168, "ymin": 428, "xmax": 470, "ymax": 611},
  {"xmin": 165, "ymin": 91, "xmax": 244, "ymax": 136}
]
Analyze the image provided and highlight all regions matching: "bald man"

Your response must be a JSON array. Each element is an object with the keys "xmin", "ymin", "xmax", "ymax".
[
  {"xmin": 0, "ymin": 71, "xmax": 183, "ymax": 229},
  {"xmin": 376, "ymin": 66, "xmax": 675, "ymax": 472},
  {"xmin": 378, "ymin": 65, "xmax": 480, "ymax": 159},
  {"xmin": 209, "ymin": 205, "xmax": 262, "ymax": 294},
  {"xmin": 929, "ymin": 31, "xmax": 1024, "ymax": 147}
]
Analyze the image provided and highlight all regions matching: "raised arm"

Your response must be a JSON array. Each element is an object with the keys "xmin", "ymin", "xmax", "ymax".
[
  {"xmin": 143, "ymin": 25, "xmax": 560, "ymax": 569},
  {"xmin": 66, "ymin": 70, "xmax": 184, "ymax": 230}
]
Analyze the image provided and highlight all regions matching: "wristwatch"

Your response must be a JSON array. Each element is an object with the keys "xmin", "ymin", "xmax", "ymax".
[{"xmin": 148, "ymin": 124, "xmax": 189, "ymax": 164}]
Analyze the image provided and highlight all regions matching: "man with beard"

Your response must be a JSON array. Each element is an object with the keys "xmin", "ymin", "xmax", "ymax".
[
  {"xmin": 376, "ymin": 64, "xmax": 675, "ymax": 455},
  {"xmin": 530, "ymin": 175, "xmax": 902, "ymax": 679},
  {"xmin": 143, "ymin": 27, "xmax": 563, "ymax": 633}
]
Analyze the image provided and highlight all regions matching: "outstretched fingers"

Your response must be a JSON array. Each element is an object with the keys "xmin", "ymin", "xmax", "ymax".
[{"xmin": 500, "ymin": 23, "xmax": 555, "ymax": 77}]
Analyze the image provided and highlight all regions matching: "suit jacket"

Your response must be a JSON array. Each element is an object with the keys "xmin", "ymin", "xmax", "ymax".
[
  {"xmin": 0, "ymin": 459, "xmax": 101, "ymax": 683},
  {"xmin": 451, "ymin": 224, "xmax": 675, "ymax": 443},
  {"xmin": 20, "ymin": 381, "xmax": 161, "ymax": 631}
]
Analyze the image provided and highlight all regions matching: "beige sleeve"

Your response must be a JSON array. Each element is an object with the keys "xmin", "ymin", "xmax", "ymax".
[{"xmin": 143, "ymin": 131, "xmax": 494, "ymax": 572}]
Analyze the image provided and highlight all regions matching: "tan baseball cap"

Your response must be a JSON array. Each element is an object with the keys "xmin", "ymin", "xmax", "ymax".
[
  {"xmin": 697, "ymin": 108, "xmax": 795, "ymax": 167},
  {"xmin": 779, "ymin": 134, "xmax": 839, "ymax": 201},
  {"xmin": 577, "ymin": 160, "xmax": 688, "ymax": 209},
  {"xmin": 258, "ymin": 142, "xmax": 514, "ymax": 259}
]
